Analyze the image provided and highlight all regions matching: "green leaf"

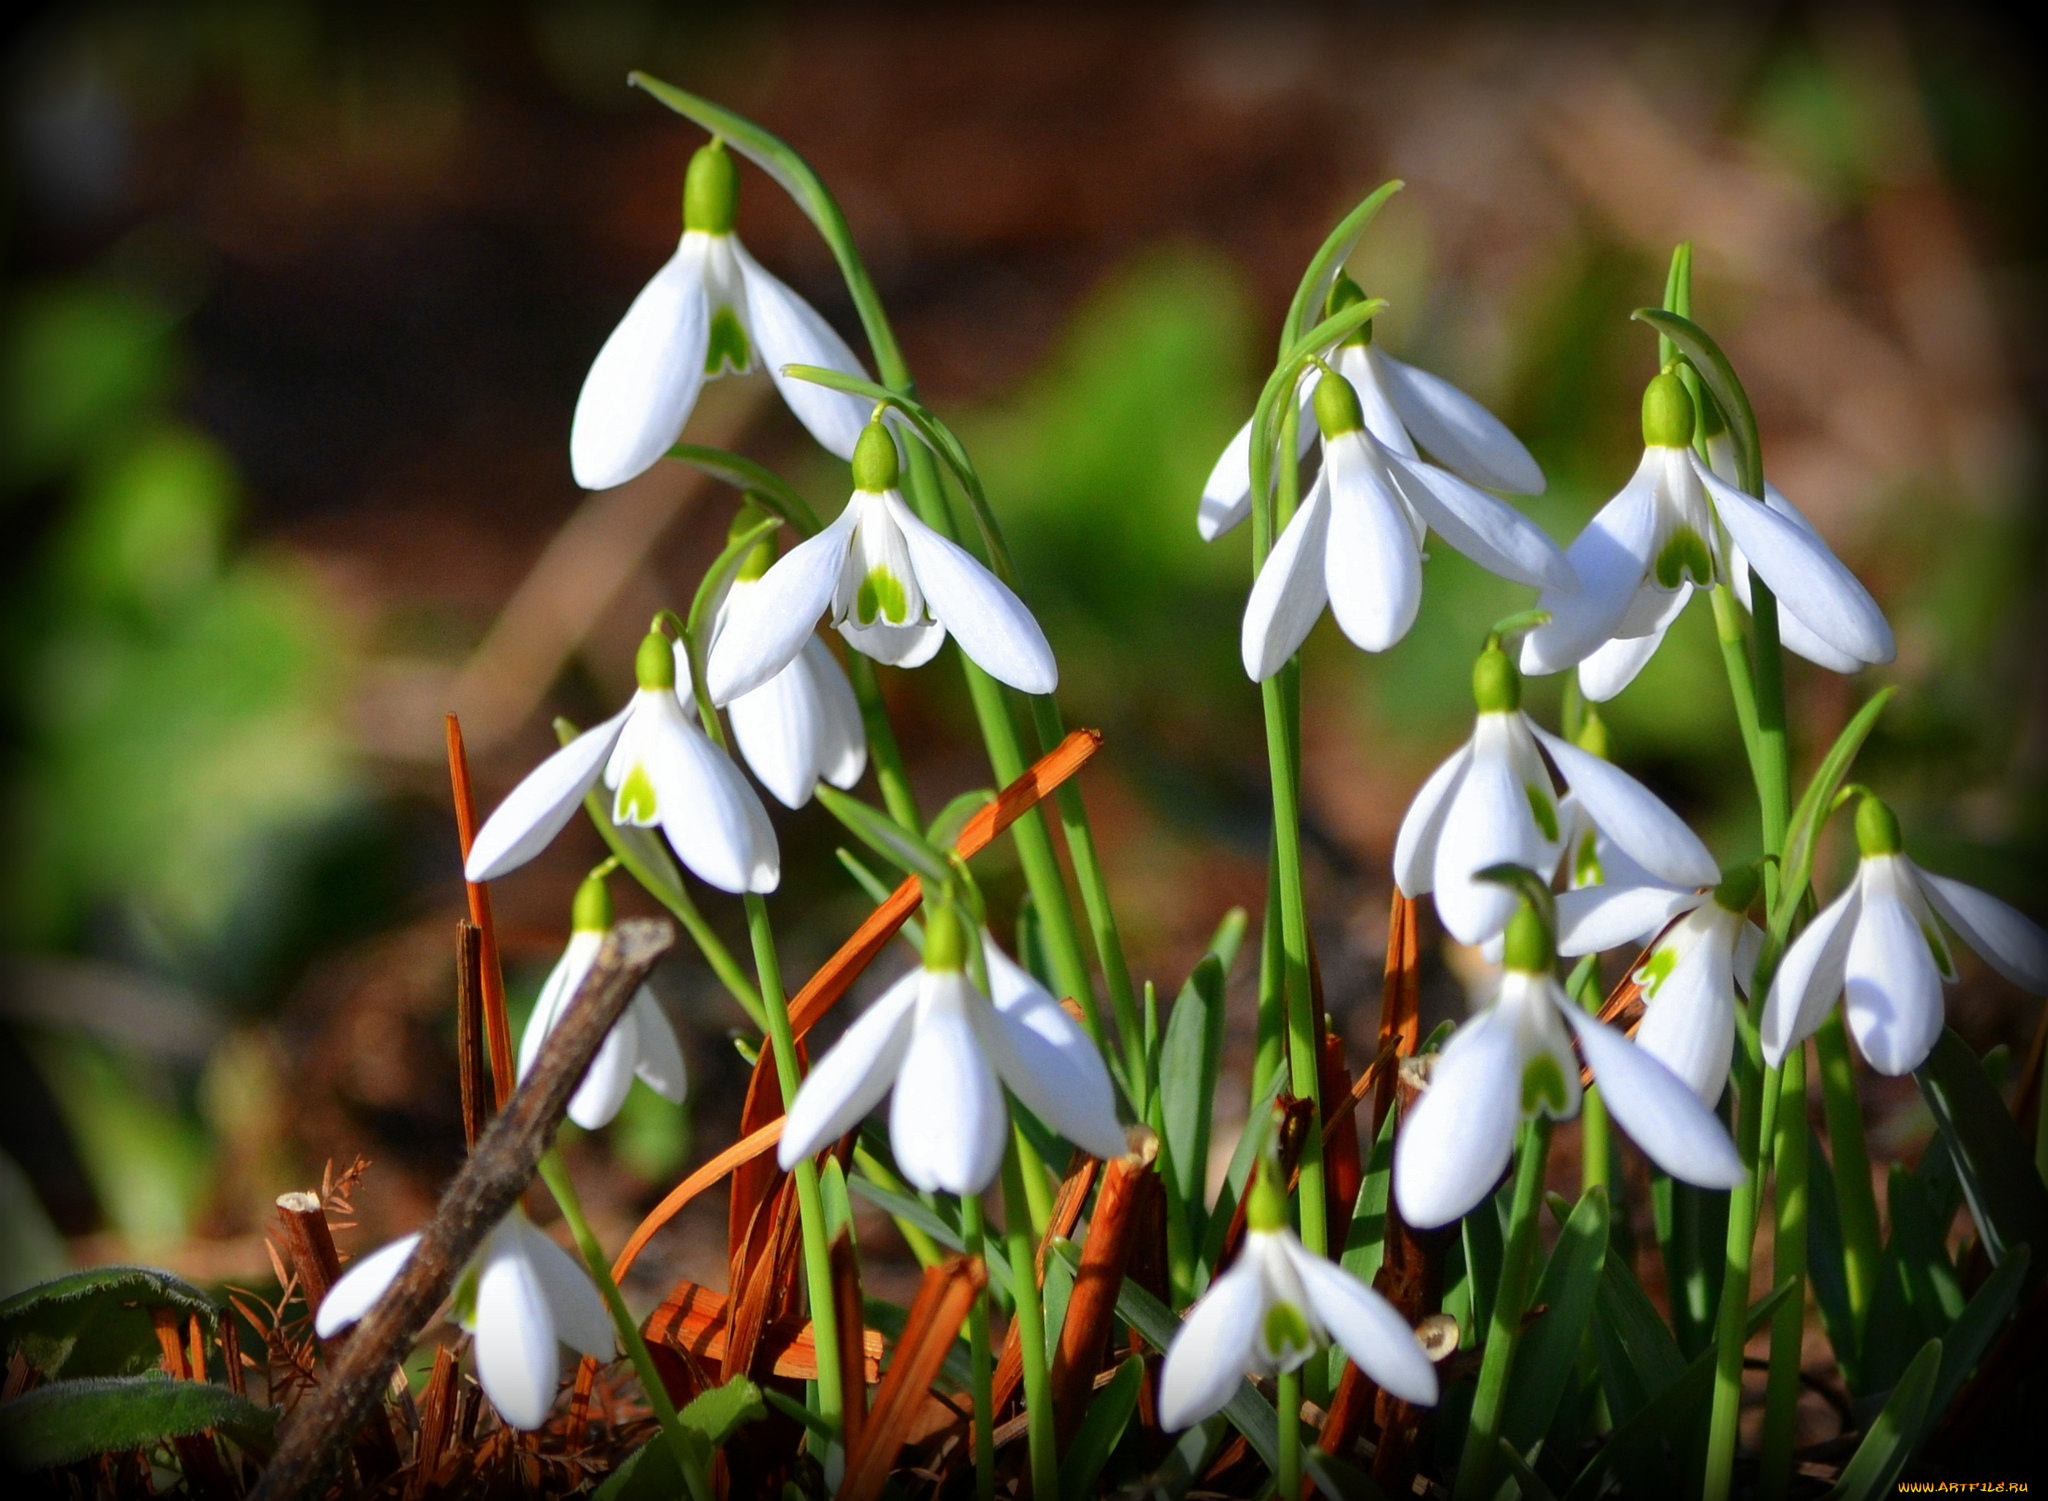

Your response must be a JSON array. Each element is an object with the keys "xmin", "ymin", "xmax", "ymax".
[
  {"xmin": 678, "ymin": 1374, "xmax": 765, "ymax": 1451},
  {"xmin": 1630, "ymin": 308, "xmax": 1762, "ymax": 498},
  {"xmin": 846, "ymin": 1175, "xmax": 1014, "ymax": 1307},
  {"xmin": 1865, "ymin": 1165, "xmax": 1965, "ymax": 1394},
  {"xmin": 2, "ymin": 1266, "xmax": 219, "ymax": 1381},
  {"xmin": 628, "ymin": 75, "xmax": 836, "ymax": 253},
  {"xmin": 1303, "ymin": 1443, "xmax": 1388, "ymax": 1501},
  {"xmin": 1059, "ymin": 1353, "xmax": 1141, "ymax": 1501},
  {"xmin": 1649, "ymin": 1171, "xmax": 1726, "ymax": 1357},
  {"xmin": 1279, "ymin": 180, "xmax": 1405, "ymax": 348},
  {"xmin": 1494, "ymin": 1436, "xmax": 1559, "ymax": 1501},
  {"xmin": 818, "ymin": 1158, "xmax": 856, "ymax": 1248},
  {"xmin": 1914, "ymin": 1028, "xmax": 2048, "ymax": 1270},
  {"xmin": 814, "ymin": 785, "xmax": 952, "ymax": 886},
  {"xmin": 683, "ymin": 510, "xmax": 783, "ymax": 662},
  {"xmin": 1197, "ymin": 1073, "xmax": 1285, "ymax": 1288},
  {"xmin": 1246, "ymin": 297, "xmax": 1387, "ymax": 550},
  {"xmin": 1591, "ymin": 1247, "xmax": 1686, "ymax": 1424},
  {"xmin": 0, "ymin": 1373, "xmax": 276, "ymax": 1470},
  {"xmin": 1921, "ymin": 1245, "xmax": 2026, "ymax": 1444},
  {"xmin": 925, "ymin": 789, "xmax": 994, "ymax": 853},
  {"xmin": 1041, "ymin": 1235, "xmax": 1076, "ymax": 1369},
  {"xmin": 1203, "ymin": 906, "xmax": 1250, "ymax": 977},
  {"xmin": 862, "ymin": 1296, "xmax": 975, "ymax": 1393},
  {"xmin": 1158, "ymin": 956, "xmax": 1227, "ymax": 1238},
  {"xmin": 1824, "ymin": 1337, "xmax": 1939, "ymax": 1501},
  {"xmin": 1770, "ymin": 687, "xmax": 1895, "ymax": 945},
  {"xmin": 1805, "ymin": 1123, "xmax": 1862, "ymax": 1389},
  {"xmin": 664, "ymin": 443, "xmax": 821, "ymax": 534},
  {"xmin": 1500, "ymin": 1187, "xmax": 1609, "ymax": 1457},
  {"xmin": 1338, "ymin": 1090, "xmax": 1399, "ymax": 1290}
]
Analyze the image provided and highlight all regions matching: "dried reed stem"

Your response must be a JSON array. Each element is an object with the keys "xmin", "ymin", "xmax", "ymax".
[{"xmin": 446, "ymin": 713, "xmax": 513, "ymax": 1108}]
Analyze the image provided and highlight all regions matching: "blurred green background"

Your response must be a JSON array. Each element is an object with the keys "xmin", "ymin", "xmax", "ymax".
[{"xmin": 0, "ymin": 4, "xmax": 2040, "ymax": 1307}]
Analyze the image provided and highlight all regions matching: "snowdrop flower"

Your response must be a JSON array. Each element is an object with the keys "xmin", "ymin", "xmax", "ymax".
[
  {"xmin": 465, "ymin": 630, "xmax": 778, "ymax": 894},
  {"xmin": 706, "ymin": 419, "xmax": 1057, "ymax": 704},
  {"xmin": 1522, "ymin": 373, "xmax": 1893, "ymax": 698},
  {"xmin": 1558, "ymin": 865, "xmax": 1763, "ymax": 1103},
  {"xmin": 1239, "ymin": 365, "xmax": 1573, "ymax": 679},
  {"xmin": 703, "ymin": 531, "xmax": 866, "ymax": 809},
  {"xmin": 1156, "ymin": 1160, "xmax": 1438, "ymax": 1430},
  {"xmin": 570, "ymin": 138, "xmax": 871, "ymax": 490},
  {"xmin": 1394, "ymin": 642, "xmax": 1717, "ymax": 946},
  {"xmin": 777, "ymin": 908, "xmax": 1123, "ymax": 1196},
  {"xmin": 1395, "ymin": 898, "xmax": 1744, "ymax": 1230},
  {"xmin": 518, "ymin": 873, "xmax": 686, "ymax": 1130},
  {"xmin": 316, "ymin": 1209, "xmax": 611, "ymax": 1431},
  {"xmin": 1200, "ymin": 275, "xmax": 1546, "ymax": 542},
  {"xmin": 1762, "ymin": 795, "xmax": 2048, "ymax": 1076}
]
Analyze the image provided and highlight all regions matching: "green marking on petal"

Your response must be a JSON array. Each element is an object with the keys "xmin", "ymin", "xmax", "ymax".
[
  {"xmin": 1654, "ymin": 527, "xmax": 1713, "ymax": 589},
  {"xmin": 856, "ymin": 566, "xmax": 909, "ymax": 626},
  {"xmin": 1522, "ymin": 1054, "xmax": 1569, "ymax": 1116},
  {"xmin": 450, "ymin": 1265, "xmax": 480, "ymax": 1329},
  {"xmin": 1525, "ymin": 784, "xmax": 1559, "ymax": 843},
  {"xmin": 615, "ymin": 762, "xmax": 659, "ymax": 825},
  {"xmin": 704, "ymin": 306, "xmax": 751, "ymax": 375},
  {"xmin": 1262, "ymin": 1300, "xmax": 1315, "ymax": 1363},
  {"xmin": 1636, "ymin": 946, "xmax": 1678, "ymax": 998},
  {"xmin": 1921, "ymin": 919, "xmax": 1956, "ymax": 982},
  {"xmin": 1573, "ymin": 831, "xmax": 1603, "ymax": 887}
]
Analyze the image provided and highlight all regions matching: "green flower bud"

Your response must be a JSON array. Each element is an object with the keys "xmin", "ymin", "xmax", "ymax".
[
  {"xmin": 683, "ymin": 139, "xmax": 739, "ymax": 235},
  {"xmin": 1313, "ymin": 371, "xmax": 1365, "ymax": 438},
  {"xmin": 1641, "ymin": 372, "xmax": 1696, "ymax": 449},
  {"xmin": 571, "ymin": 873, "xmax": 613, "ymax": 933},
  {"xmin": 635, "ymin": 630, "xmax": 677, "ymax": 690},
  {"xmin": 1245, "ymin": 1154, "xmax": 1289, "ymax": 1233},
  {"xmin": 850, "ymin": 420, "xmax": 900, "ymax": 493},
  {"xmin": 1854, "ymin": 794, "xmax": 1903, "ymax": 858},
  {"xmin": 1472, "ymin": 643, "xmax": 1522, "ymax": 713},
  {"xmin": 1712, "ymin": 862, "xmax": 1760, "ymax": 915},
  {"xmin": 1324, "ymin": 272, "xmax": 1373, "ymax": 346},
  {"xmin": 923, "ymin": 903, "xmax": 969, "ymax": 973},
  {"xmin": 1501, "ymin": 898, "xmax": 1553, "ymax": 975},
  {"xmin": 730, "ymin": 502, "xmax": 778, "ymax": 582}
]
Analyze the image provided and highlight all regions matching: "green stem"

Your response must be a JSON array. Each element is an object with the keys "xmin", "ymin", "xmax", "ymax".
[
  {"xmin": 1760, "ymin": 1045, "xmax": 1809, "ymax": 1500},
  {"xmin": 1277, "ymin": 1366, "xmax": 1303, "ymax": 1501},
  {"xmin": 1708, "ymin": 586, "xmax": 1767, "ymax": 811},
  {"xmin": 1454, "ymin": 1117, "xmax": 1554, "ymax": 1501},
  {"xmin": 1263, "ymin": 666, "xmax": 1326, "ymax": 1263},
  {"xmin": 844, "ymin": 652, "xmax": 921, "ymax": 832},
  {"xmin": 852, "ymin": 1143, "xmax": 944, "ymax": 1268},
  {"xmin": 1815, "ymin": 1011, "xmax": 1880, "ymax": 1333},
  {"xmin": 1012, "ymin": 1123, "xmax": 1055, "ymax": 1242},
  {"xmin": 1702, "ymin": 1052, "xmax": 1774, "ymax": 1501},
  {"xmin": 1253, "ymin": 845, "xmax": 1286, "ymax": 1108},
  {"xmin": 538, "ymin": 1151, "xmax": 712, "ymax": 1501},
  {"xmin": 961, "ymin": 1193, "xmax": 997, "ymax": 1501},
  {"xmin": 1570, "ymin": 958, "xmax": 1611, "ymax": 1196},
  {"xmin": 1003, "ymin": 1132, "xmax": 1057, "ymax": 1501}
]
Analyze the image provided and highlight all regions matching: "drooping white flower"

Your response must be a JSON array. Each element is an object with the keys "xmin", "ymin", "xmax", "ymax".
[
  {"xmin": 1200, "ymin": 275, "xmax": 1546, "ymax": 542},
  {"xmin": 1394, "ymin": 900, "xmax": 1744, "ymax": 1230},
  {"xmin": 776, "ymin": 910, "xmax": 1123, "ymax": 1196},
  {"xmin": 1522, "ymin": 373, "xmax": 1893, "ymax": 698},
  {"xmin": 1762, "ymin": 796, "xmax": 2048, "ymax": 1076},
  {"xmin": 1156, "ymin": 1164, "xmax": 1438, "ymax": 1431},
  {"xmin": 570, "ymin": 139, "xmax": 871, "ymax": 490},
  {"xmin": 706, "ymin": 419, "xmax": 1056, "ymax": 704},
  {"xmin": 315, "ymin": 1209, "xmax": 612, "ymax": 1431},
  {"xmin": 465, "ymin": 630, "xmax": 778, "ymax": 894},
  {"xmin": 517, "ymin": 874, "xmax": 686, "ymax": 1130},
  {"xmin": 1558, "ymin": 866, "xmax": 1763, "ymax": 1103},
  {"xmin": 1394, "ymin": 643, "xmax": 1717, "ymax": 946},
  {"xmin": 1237, "ymin": 366, "xmax": 1573, "ymax": 679}
]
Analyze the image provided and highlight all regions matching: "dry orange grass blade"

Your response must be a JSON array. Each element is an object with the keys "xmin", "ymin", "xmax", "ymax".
[
  {"xmin": 837, "ymin": 1256, "xmax": 986, "ymax": 1501},
  {"xmin": 1374, "ymin": 893, "xmax": 1421, "ymax": 1134},
  {"xmin": 610, "ymin": 1120, "xmax": 784, "ymax": 1284},
  {"xmin": 1049, "ymin": 1155, "xmax": 1153, "ymax": 1443},
  {"xmin": 730, "ymin": 1040, "xmax": 798, "ymax": 1270},
  {"xmin": 830, "ymin": 1232, "xmax": 868, "ymax": 1448},
  {"xmin": 446, "ymin": 712, "xmax": 513, "ymax": 1109},
  {"xmin": 642, "ymin": 1281, "xmax": 883, "ymax": 1383},
  {"xmin": 991, "ymin": 1152, "xmax": 1096, "ymax": 1417},
  {"xmin": 723, "ymin": 1173, "xmax": 805, "ymax": 1381},
  {"xmin": 1318, "ymin": 1032, "xmax": 1363, "ymax": 1249}
]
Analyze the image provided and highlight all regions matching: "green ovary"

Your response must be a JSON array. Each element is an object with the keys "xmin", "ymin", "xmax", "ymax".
[
  {"xmin": 1522, "ymin": 1054, "xmax": 1569, "ymax": 1116},
  {"xmin": 1526, "ymin": 784, "xmax": 1559, "ymax": 842},
  {"xmin": 1262, "ymin": 1300, "xmax": 1315, "ymax": 1362},
  {"xmin": 1654, "ymin": 527, "xmax": 1713, "ymax": 589},
  {"xmin": 615, "ymin": 762, "xmax": 659, "ymax": 824},
  {"xmin": 704, "ymin": 306, "xmax": 751, "ymax": 375},
  {"xmin": 856, "ymin": 567, "xmax": 910, "ymax": 626}
]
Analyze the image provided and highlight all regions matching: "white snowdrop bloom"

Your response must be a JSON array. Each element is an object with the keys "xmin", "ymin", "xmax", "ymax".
[
  {"xmin": 1199, "ymin": 275, "xmax": 1545, "ymax": 542},
  {"xmin": 1393, "ymin": 644, "xmax": 1717, "ymax": 946},
  {"xmin": 1558, "ymin": 866, "xmax": 1764, "ymax": 1104},
  {"xmin": 1522, "ymin": 373, "xmax": 1893, "ymax": 699},
  {"xmin": 776, "ymin": 910, "xmax": 1124, "ymax": 1196},
  {"xmin": 1156, "ymin": 1163, "xmax": 1438, "ymax": 1431},
  {"xmin": 315, "ymin": 1209, "xmax": 612, "ymax": 1432},
  {"xmin": 1238, "ymin": 367, "xmax": 1573, "ymax": 679},
  {"xmin": 1395, "ymin": 901, "xmax": 1744, "ymax": 1230},
  {"xmin": 1763, "ymin": 796, "xmax": 2048, "ymax": 1076},
  {"xmin": 517, "ymin": 874, "xmax": 686, "ymax": 1130},
  {"xmin": 703, "ymin": 552, "xmax": 866, "ymax": 809},
  {"xmin": 464, "ymin": 631, "xmax": 778, "ymax": 895},
  {"xmin": 570, "ymin": 139, "xmax": 871, "ymax": 490},
  {"xmin": 706, "ymin": 419, "xmax": 1056, "ymax": 704}
]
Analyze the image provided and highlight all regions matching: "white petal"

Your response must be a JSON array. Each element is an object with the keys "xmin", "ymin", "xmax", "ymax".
[
  {"xmin": 732, "ymin": 240, "xmax": 871, "ymax": 460},
  {"xmin": 1372, "ymin": 349, "xmax": 1545, "ymax": 494},
  {"xmin": 977, "ymin": 940, "xmax": 1125, "ymax": 1162},
  {"xmin": 566, "ymin": 1005, "xmax": 640, "ymax": 1130},
  {"xmin": 505, "ymin": 1217, "xmax": 614, "ymax": 1360},
  {"xmin": 1431, "ymin": 718, "xmax": 1552, "ymax": 945},
  {"xmin": 465, "ymin": 707, "xmax": 632, "ymax": 882},
  {"xmin": 1696, "ymin": 462, "xmax": 1893, "ymax": 666},
  {"xmin": 889, "ymin": 972, "xmax": 1008, "ymax": 1195},
  {"xmin": 706, "ymin": 506, "xmax": 858, "ymax": 704},
  {"xmin": 726, "ymin": 626, "xmax": 860, "ymax": 810},
  {"xmin": 1633, "ymin": 925, "xmax": 1737, "ymax": 1102},
  {"xmin": 627, "ymin": 990, "xmax": 688, "ymax": 1103},
  {"xmin": 518, "ymin": 932, "xmax": 602, "ymax": 1081},
  {"xmin": 570, "ymin": 235, "xmax": 710, "ymax": 491},
  {"xmin": 1915, "ymin": 866, "xmax": 2048, "ymax": 994},
  {"xmin": 1564, "ymin": 1008, "xmax": 1743, "ymax": 1189},
  {"xmin": 1387, "ymin": 453, "xmax": 1573, "ymax": 590},
  {"xmin": 1534, "ymin": 726, "xmax": 1717, "ymax": 888},
  {"xmin": 1333, "ymin": 345, "xmax": 1414, "ymax": 459},
  {"xmin": 474, "ymin": 1231, "xmax": 564, "ymax": 1430},
  {"xmin": 885, "ymin": 495, "xmax": 1058, "ymax": 695},
  {"xmin": 639, "ymin": 693, "xmax": 780, "ymax": 894},
  {"xmin": 1727, "ymin": 485, "xmax": 1864, "ymax": 671},
  {"xmin": 1556, "ymin": 885, "xmax": 1696, "ymax": 956},
  {"xmin": 1240, "ymin": 470, "xmax": 1332, "ymax": 681},
  {"xmin": 1760, "ymin": 885, "xmax": 1860, "ymax": 1067},
  {"xmin": 1843, "ymin": 863, "xmax": 1946, "ymax": 1076},
  {"xmin": 1576, "ymin": 605, "xmax": 1680, "ymax": 704},
  {"xmin": 313, "ymin": 1233, "xmax": 420, "ymax": 1338},
  {"xmin": 778, "ymin": 971, "xmax": 921, "ymax": 1166},
  {"xmin": 803, "ymin": 636, "xmax": 869, "ymax": 790},
  {"xmin": 1393, "ymin": 1004, "xmax": 1523, "ymax": 1229},
  {"xmin": 1321, "ymin": 435, "xmax": 1422, "ymax": 653},
  {"xmin": 1156, "ymin": 1253, "xmax": 1266, "ymax": 1430},
  {"xmin": 1520, "ymin": 453, "xmax": 1661, "ymax": 675},
  {"xmin": 1392, "ymin": 741, "xmax": 1473, "ymax": 897},
  {"xmin": 838, "ymin": 614, "xmax": 947, "ymax": 668},
  {"xmin": 1197, "ymin": 384, "xmax": 1317, "ymax": 543},
  {"xmin": 1283, "ymin": 1241, "xmax": 1439, "ymax": 1406}
]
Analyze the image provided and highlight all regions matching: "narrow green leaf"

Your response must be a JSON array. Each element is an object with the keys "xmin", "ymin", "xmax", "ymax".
[
  {"xmin": 925, "ymin": 788, "xmax": 994, "ymax": 852},
  {"xmin": 1203, "ymin": 905, "xmax": 1251, "ymax": 976},
  {"xmin": 1771, "ymin": 687, "xmax": 1896, "ymax": 942},
  {"xmin": 1495, "ymin": 1436, "xmax": 1559, "ymax": 1501},
  {"xmin": 1246, "ymin": 298, "xmax": 1387, "ymax": 548},
  {"xmin": 815, "ymin": 785, "xmax": 951, "ymax": 886},
  {"xmin": 1591, "ymin": 1246, "xmax": 1686, "ymax": 1423},
  {"xmin": 1461, "ymin": 1188, "xmax": 1507, "ymax": 1347},
  {"xmin": 1805, "ymin": 1123, "xmax": 1862, "ymax": 1389},
  {"xmin": 1339, "ymin": 1088, "xmax": 1399, "ymax": 1287},
  {"xmin": 1280, "ymin": 180, "xmax": 1405, "ymax": 348},
  {"xmin": 1630, "ymin": 308, "xmax": 1762, "ymax": 498},
  {"xmin": 1824, "ymin": 1337, "xmax": 1939, "ymax": 1501},
  {"xmin": 862, "ymin": 1296, "xmax": 975, "ymax": 1393},
  {"xmin": 628, "ymin": 74, "xmax": 831, "ymax": 248},
  {"xmin": 818, "ymin": 1158, "xmax": 856, "ymax": 1248},
  {"xmin": 1159, "ymin": 956, "xmax": 1227, "ymax": 1235},
  {"xmin": 0, "ymin": 1374, "xmax": 276, "ymax": 1470},
  {"xmin": 760, "ymin": 1385, "xmax": 835, "ymax": 1442},
  {"xmin": 1500, "ymin": 1187, "xmax": 1609, "ymax": 1456},
  {"xmin": 664, "ymin": 443, "xmax": 821, "ymax": 534},
  {"xmin": 1198, "ymin": 1074, "xmax": 1285, "ymax": 1286},
  {"xmin": 846, "ymin": 1175, "xmax": 1014, "ymax": 1305},
  {"xmin": 1921, "ymin": 1245, "xmax": 2026, "ymax": 1444},
  {"xmin": 2, "ymin": 1267, "xmax": 219, "ymax": 1381},
  {"xmin": 1303, "ymin": 1443, "xmax": 1388, "ymax": 1500},
  {"xmin": 1862, "ymin": 1165, "xmax": 1955, "ymax": 1393},
  {"xmin": 1059, "ymin": 1353, "xmax": 1141, "ymax": 1501},
  {"xmin": 1041, "ymin": 1235, "xmax": 1076, "ymax": 1369},
  {"xmin": 677, "ymin": 1374, "xmax": 765, "ymax": 1450},
  {"xmin": 683, "ymin": 512, "xmax": 781, "ymax": 667},
  {"xmin": 1914, "ymin": 1028, "xmax": 2048, "ymax": 1269}
]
